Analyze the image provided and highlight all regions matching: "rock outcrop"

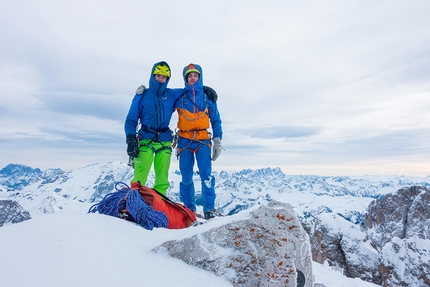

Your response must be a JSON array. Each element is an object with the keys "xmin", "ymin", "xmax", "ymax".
[
  {"xmin": 153, "ymin": 201, "xmax": 313, "ymax": 287},
  {"xmin": 364, "ymin": 186, "xmax": 430, "ymax": 247},
  {"xmin": 379, "ymin": 237, "xmax": 430, "ymax": 286},
  {"xmin": 0, "ymin": 200, "xmax": 31, "ymax": 226},
  {"xmin": 364, "ymin": 186, "xmax": 430, "ymax": 286},
  {"xmin": 309, "ymin": 213, "xmax": 380, "ymax": 284},
  {"xmin": 307, "ymin": 186, "xmax": 430, "ymax": 286}
]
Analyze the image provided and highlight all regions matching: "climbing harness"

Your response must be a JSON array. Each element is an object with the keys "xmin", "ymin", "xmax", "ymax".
[
  {"xmin": 139, "ymin": 125, "xmax": 173, "ymax": 154},
  {"xmin": 175, "ymin": 138, "xmax": 212, "ymax": 159}
]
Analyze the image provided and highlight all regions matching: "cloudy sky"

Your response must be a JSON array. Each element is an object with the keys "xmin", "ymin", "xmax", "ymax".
[{"xmin": 1, "ymin": 0, "xmax": 429, "ymax": 176}]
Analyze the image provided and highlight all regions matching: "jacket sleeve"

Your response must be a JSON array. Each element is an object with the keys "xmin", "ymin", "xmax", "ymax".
[
  {"xmin": 124, "ymin": 94, "xmax": 142, "ymax": 136},
  {"xmin": 171, "ymin": 88, "xmax": 186, "ymax": 101},
  {"xmin": 208, "ymin": 101, "xmax": 223, "ymax": 140}
]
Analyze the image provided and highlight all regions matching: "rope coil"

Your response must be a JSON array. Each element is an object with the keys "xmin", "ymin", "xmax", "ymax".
[{"xmin": 88, "ymin": 182, "xmax": 168, "ymax": 230}]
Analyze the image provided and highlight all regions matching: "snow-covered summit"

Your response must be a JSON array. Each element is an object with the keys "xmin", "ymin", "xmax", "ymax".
[{"xmin": 1, "ymin": 162, "xmax": 429, "ymax": 286}]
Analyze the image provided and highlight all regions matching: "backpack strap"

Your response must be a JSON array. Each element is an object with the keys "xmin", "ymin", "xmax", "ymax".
[{"xmin": 184, "ymin": 93, "xmax": 210, "ymax": 117}]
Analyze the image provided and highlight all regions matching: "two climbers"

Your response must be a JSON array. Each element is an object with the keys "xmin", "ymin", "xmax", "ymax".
[{"xmin": 123, "ymin": 61, "xmax": 223, "ymax": 224}]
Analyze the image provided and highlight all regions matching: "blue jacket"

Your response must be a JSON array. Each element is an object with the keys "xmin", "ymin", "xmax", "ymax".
[
  {"xmin": 174, "ymin": 64, "xmax": 222, "ymax": 140},
  {"xmin": 124, "ymin": 61, "xmax": 184, "ymax": 142}
]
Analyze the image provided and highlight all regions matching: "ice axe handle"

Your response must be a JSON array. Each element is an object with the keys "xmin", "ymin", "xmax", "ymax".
[{"xmin": 127, "ymin": 157, "xmax": 134, "ymax": 168}]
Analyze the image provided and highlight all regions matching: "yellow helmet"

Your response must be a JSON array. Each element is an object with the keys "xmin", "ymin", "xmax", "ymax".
[{"xmin": 153, "ymin": 63, "xmax": 171, "ymax": 78}]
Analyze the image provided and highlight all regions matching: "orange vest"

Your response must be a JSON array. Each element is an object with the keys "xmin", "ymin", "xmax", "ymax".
[{"xmin": 176, "ymin": 108, "xmax": 210, "ymax": 140}]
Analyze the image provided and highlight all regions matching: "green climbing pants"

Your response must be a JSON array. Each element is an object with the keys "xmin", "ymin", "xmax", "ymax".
[{"xmin": 131, "ymin": 139, "xmax": 172, "ymax": 196}]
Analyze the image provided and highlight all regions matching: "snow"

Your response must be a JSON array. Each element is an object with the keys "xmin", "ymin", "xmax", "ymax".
[
  {"xmin": 312, "ymin": 262, "xmax": 379, "ymax": 287},
  {"xmin": 278, "ymin": 191, "xmax": 374, "ymax": 225},
  {"xmin": 0, "ymin": 208, "xmax": 379, "ymax": 287}
]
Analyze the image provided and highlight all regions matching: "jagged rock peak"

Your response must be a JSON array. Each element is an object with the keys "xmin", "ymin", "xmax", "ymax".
[
  {"xmin": 0, "ymin": 164, "xmax": 43, "ymax": 190},
  {"xmin": 363, "ymin": 186, "xmax": 430, "ymax": 249},
  {"xmin": 231, "ymin": 167, "xmax": 285, "ymax": 178},
  {"xmin": 0, "ymin": 163, "xmax": 41, "ymax": 174},
  {"xmin": 308, "ymin": 213, "xmax": 380, "ymax": 284},
  {"xmin": 379, "ymin": 236, "xmax": 430, "ymax": 287}
]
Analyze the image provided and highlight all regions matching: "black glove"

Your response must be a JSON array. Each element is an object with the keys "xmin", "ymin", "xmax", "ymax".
[
  {"xmin": 126, "ymin": 135, "xmax": 139, "ymax": 158},
  {"xmin": 203, "ymin": 86, "xmax": 218, "ymax": 103}
]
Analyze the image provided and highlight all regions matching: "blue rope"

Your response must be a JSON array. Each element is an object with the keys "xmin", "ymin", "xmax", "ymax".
[
  {"xmin": 88, "ymin": 182, "xmax": 168, "ymax": 230},
  {"xmin": 88, "ymin": 182, "xmax": 128, "ymax": 216},
  {"xmin": 125, "ymin": 189, "xmax": 168, "ymax": 230}
]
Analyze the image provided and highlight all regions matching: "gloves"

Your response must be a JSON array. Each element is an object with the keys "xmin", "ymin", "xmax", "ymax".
[
  {"xmin": 136, "ymin": 85, "xmax": 147, "ymax": 95},
  {"xmin": 203, "ymin": 86, "xmax": 218, "ymax": 103},
  {"xmin": 212, "ymin": 137, "xmax": 222, "ymax": 161},
  {"xmin": 126, "ymin": 135, "xmax": 139, "ymax": 158}
]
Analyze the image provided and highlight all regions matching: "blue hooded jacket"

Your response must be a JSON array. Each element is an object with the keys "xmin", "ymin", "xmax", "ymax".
[
  {"xmin": 124, "ymin": 61, "xmax": 185, "ymax": 142},
  {"xmin": 174, "ymin": 64, "xmax": 222, "ymax": 140}
]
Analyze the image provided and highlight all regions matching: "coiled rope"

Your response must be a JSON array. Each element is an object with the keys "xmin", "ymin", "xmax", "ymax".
[{"xmin": 88, "ymin": 182, "xmax": 168, "ymax": 230}]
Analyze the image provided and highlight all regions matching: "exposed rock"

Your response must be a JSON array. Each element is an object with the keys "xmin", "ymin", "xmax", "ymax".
[
  {"xmin": 379, "ymin": 237, "xmax": 430, "ymax": 287},
  {"xmin": 306, "ymin": 186, "xmax": 430, "ymax": 286},
  {"xmin": 0, "ymin": 200, "xmax": 31, "ymax": 226},
  {"xmin": 153, "ymin": 200, "xmax": 313, "ymax": 287},
  {"xmin": 363, "ymin": 186, "xmax": 430, "ymax": 248},
  {"xmin": 308, "ymin": 213, "xmax": 380, "ymax": 284},
  {"xmin": 362, "ymin": 186, "xmax": 430, "ymax": 285}
]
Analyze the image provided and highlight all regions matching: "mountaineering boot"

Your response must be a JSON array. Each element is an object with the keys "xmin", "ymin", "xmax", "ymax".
[
  {"xmin": 193, "ymin": 210, "xmax": 204, "ymax": 219},
  {"xmin": 204, "ymin": 209, "xmax": 216, "ymax": 220}
]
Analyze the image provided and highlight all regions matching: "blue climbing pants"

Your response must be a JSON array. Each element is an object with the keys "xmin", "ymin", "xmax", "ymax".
[{"xmin": 177, "ymin": 138, "xmax": 215, "ymax": 213}]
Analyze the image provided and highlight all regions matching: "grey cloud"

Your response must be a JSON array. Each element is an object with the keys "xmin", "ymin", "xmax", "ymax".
[
  {"xmin": 1, "ymin": 0, "xmax": 430, "ymax": 175},
  {"xmin": 36, "ymin": 92, "xmax": 131, "ymax": 121},
  {"xmin": 235, "ymin": 125, "xmax": 322, "ymax": 140},
  {"xmin": 340, "ymin": 129, "xmax": 429, "ymax": 158}
]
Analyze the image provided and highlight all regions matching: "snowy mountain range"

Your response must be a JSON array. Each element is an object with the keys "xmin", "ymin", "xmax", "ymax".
[{"xmin": 1, "ymin": 162, "xmax": 430, "ymax": 286}]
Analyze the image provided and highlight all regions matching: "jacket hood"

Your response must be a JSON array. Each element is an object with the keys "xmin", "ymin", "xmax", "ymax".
[{"xmin": 149, "ymin": 61, "xmax": 170, "ymax": 95}]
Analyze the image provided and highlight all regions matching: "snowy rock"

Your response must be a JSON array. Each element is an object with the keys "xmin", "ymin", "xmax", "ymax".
[
  {"xmin": 0, "ymin": 200, "xmax": 31, "ymax": 226},
  {"xmin": 0, "ymin": 164, "xmax": 43, "ymax": 190},
  {"xmin": 379, "ymin": 237, "xmax": 430, "ymax": 286},
  {"xmin": 362, "ymin": 186, "xmax": 430, "ymax": 286},
  {"xmin": 309, "ymin": 186, "xmax": 430, "ymax": 286},
  {"xmin": 364, "ymin": 186, "xmax": 430, "ymax": 248},
  {"xmin": 308, "ymin": 213, "xmax": 380, "ymax": 284},
  {"xmin": 153, "ymin": 200, "xmax": 313, "ymax": 287}
]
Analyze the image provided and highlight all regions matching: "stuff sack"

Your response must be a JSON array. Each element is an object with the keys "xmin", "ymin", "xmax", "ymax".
[{"xmin": 130, "ymin": 181, "xmax": 196, "ymax": 229}]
